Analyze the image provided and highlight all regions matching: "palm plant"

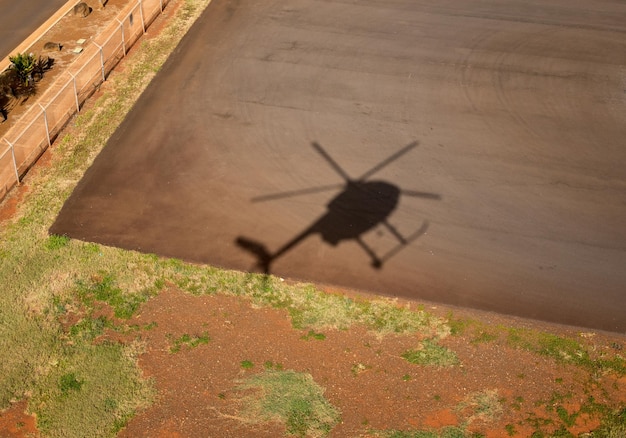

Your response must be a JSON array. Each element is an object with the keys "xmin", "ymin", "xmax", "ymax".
[{"xmin": 9, "ymin": 52, "xmax": 36, "ymax": 86}]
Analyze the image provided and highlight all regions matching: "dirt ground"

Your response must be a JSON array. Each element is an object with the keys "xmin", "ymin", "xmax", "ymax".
[
  {"xmin": 113, "ymin": 288, "xmax": 626, "ymax": 437},
  {"xmin": 2, "ymin": 280, "xmax": 625, "ymax": 437},
  {"xmin": 1, "ymin": 1, "xmax": 625, "ymax": 436}
]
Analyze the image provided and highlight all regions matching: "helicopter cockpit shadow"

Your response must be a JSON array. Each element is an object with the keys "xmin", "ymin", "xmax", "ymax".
[{"xmin": 235, "ymin": 141, "xmax": 441, "ymax": 274}]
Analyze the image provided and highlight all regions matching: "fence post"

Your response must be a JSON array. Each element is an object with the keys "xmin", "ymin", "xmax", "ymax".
[
  {"xmin": 92, "ymin": 41, "xmax": 106, "ymax": 82},
  {"xmin": 138, "ymin": 0, "xmax": 146, "ymax": 34},
  {"xmin": 117, "ymin": 19, "xmax": 126, "ymax": 56},
  {"xmin": 68, "ymin": 72, "xmax": 81, "ymax": 112},
  {"xmin": 5, "ymin": 139, "xmax": 20, "ymax": 184},
  {"xmin": 39, "ymin": 104, "xmax": 51, "ymax": 148}
]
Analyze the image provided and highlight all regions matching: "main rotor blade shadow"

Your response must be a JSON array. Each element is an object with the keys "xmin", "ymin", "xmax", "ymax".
[
  {"xmin": 358, "ymin": 141, "xmax": 418, "ymax": 181},
  {"xmin": 251, "ymin": 184, "xmax": 344, "ymax": 202},
  {"xmin": 312, "ymin": 142, "xmax": 352, "ymax": 182},
  {"xmin": 401, "ymin": 190, "xmax": 441, "ymax": 200}
]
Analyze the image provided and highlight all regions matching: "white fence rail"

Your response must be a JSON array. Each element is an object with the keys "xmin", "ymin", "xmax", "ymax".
[{"xmin": 0, "ymin": 0, "xmax": 171, "ymax": 201}]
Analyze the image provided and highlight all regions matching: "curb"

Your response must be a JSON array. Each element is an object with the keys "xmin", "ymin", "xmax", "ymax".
[{"xmin": 0, "ymin": 0, "xmax": 79, "ymax": 72}]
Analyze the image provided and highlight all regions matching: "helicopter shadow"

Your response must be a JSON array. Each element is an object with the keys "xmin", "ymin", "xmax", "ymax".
[{"xmin": 235, "ymin": 141, "xmax": 441, "ymax": 274}]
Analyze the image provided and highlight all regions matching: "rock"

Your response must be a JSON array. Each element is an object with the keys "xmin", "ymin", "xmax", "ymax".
[
  {"xmin": 43, "ymin": 42, "xmax": 63, "ymax": 51},
  {"xmin": 73, "ymin": 2, "xmax": 92, "ymax": 17}
]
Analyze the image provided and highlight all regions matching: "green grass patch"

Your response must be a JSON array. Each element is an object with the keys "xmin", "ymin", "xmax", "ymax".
[
  {"xmin": 59, "ymin": 373, "xmax": 83, "ymax": 394},
  {"xmin": 373, "ymin": 426, "xmax": 467, "ymax": 437},
  {"xmin": 69, "ymin": 315, "xmax": 113, "ymax": 341},
  {"xmin": 351, "ymin": 363, "xmax": 372, "ymax": 376},
  {"xmin": 241, "ymin": 360, "xmax": 255, "ymax": 370},
  {"xmin": 237, "ymin": 370, "xmax": 340, "ymax": 437},
  {"xmin": 401, "ymin": 339, "xmax": 459, "ymax": 367},
  {"xmin": 169, "ymin": 332, "xmax": 210, "ymax": 353},
  {"xmin": 263, "ymin": 361, "xmax": 284, "ymax": 371},
  {"xmin": 589, "ymin": 407, "xmax": 626, "ymax": 437},
  {"xmin": 556, "ymin": 405, "xmax": 578, "ymax": 428},
  {"xmin": 76, "ymin": 273, "xmax": 152, "ymax": 319},
  {"xmin": 30, "ymin": 341, "xmax": 154, "ymax": 437},
  {"xmin": 505, "ymin": 424, "xmax": 517, "ymax": 436},
  {"xmin": 301, "ymin": 330, "xmax": 326, "ymax": 341},
  {"xmin": 456, "ymin": 389, "xmax": 503, "ymax": 426},
  {"xmin": 46, "ymin": 234, "xmax": 70, "ymax": 250},
  {"xmin": 446, "ymin": 313, "xmax": 474, "ymax": 336},
  {"xmin": 229, "ymin": 278, "xmax": 450, "ymax": 339},
  {"xmin": 374, "ymin": 389, "xmax": 503, "ymax": 437},
  {"xmin": 471, "ymin": 330, "xmax": 498, "ymax": 344},
  {"xmin": 143, "ymin": 321, "xmax": 158, "ymax": 330}
]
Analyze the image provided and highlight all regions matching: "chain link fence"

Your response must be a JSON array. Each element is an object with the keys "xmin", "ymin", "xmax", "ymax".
[{"xmin": 0, "ymin": 0, "xmax": 172, "ymax": 201}]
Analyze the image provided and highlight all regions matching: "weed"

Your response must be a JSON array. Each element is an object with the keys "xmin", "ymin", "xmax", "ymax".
[
  {"xmin": 548, "ymin": 426, "xmax": 575, "ymax": 437},
  {"xmin": 59, "ymin": 373, "xmax": 83, "ymax": 394},
  {"xmin": 546, "ymin": 390, "xmax": 573, "ymax": 411},
  {"xmin": 301, "ymin": 330, "xmax": 326, "ymax": 341},
  {"xmin": 471, "ymin": 331, "xmax": 498, "ymax": 344},
  {"xmin": 536, "ymin": 333, "xmax": 589, "ymax": 365},
  {"xmin": 511, "ymin": 396, "xmax": 524, "ymax": 411},
  {"xmin": 263, "ymin": 361, "xmax": 284, "ymax": 371},
  {"xmin": 237, "ymin": 370, "xmax": 340, "ymax": 437},
  {"xmin": 143, "ymin": 322, "xmax": 158, "ymax": 330},
  {"xmin": 359, "ymin": 300, "xmax": 449, "ymax": 338},
  {"xmin": 169, "ymin": 332, "xmax": 210, "ymax": 353},
  {"xmin": 31, "ymin": 342, "xmax": 154, "ymax": 436},
  {"xmin": 76, "ymin": 273, "xmax": 152, "ymax": 319},
  {"xmin": 70, "ymin": 315, "xmax": 112, "ymax": 341},
  {"xmin": 351, "ymin": 363, "xmax": 371, "ymax": 376},
  {"xmin": 83, "ymin": 242, "xmax": 101, "ymax": 253},
  {"xmin": 596, "ymin": 356, "xmax": 626, "ymax": 376},
  {"xmin": 103, "ymin": 398, "xmax": 117, "ymax": 412},
  {"xmin": 505, "ymin": 424, "xmax": 516, "ymax": 436},
  {"xmin": 446, "ymin": 312, "xmax": 474, "ymax": 336},
  {"xmin": 402, "ymin": 339, "xmax": 459, "ymax": 367},
  {"xmin": 524, "ymin": 412, "xmax": 554, "ymax": 431},
  {"xmin": 241, "ymin": 360, "xmax": 255, "ymax": 369},
  {"xmin": 506, "ymin": 328, "xmax": 626, "ymax": 376},
  {"xmin": 556, "ymin": 405, "xmax": 578, "ymax": 427},
  {"xmin": 374, "ymin": 425, "xmax": 466, "ymax": 437},
  {"xmin": 457, "ymin": 389, "xmax": 503, "ymax": 424},
  {"xmin": 45, "ymin": 234, "xmax": 70, "ymax": 250},
  {"xmin": 589, "ymin": 407, "xmax": 626, "ymax": 437},
  {"xmin": 50, "ymin": 294, "xmax": 70, "ymax": 316},
  {"xmin": 246, "ymin": 282, "xmax": 450, "ymax": 339}
]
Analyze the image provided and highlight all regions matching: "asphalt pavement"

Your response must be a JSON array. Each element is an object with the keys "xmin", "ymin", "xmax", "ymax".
[{"xmin": 51, "ymin": 0, "xmax": 626, "ymax": 333}]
